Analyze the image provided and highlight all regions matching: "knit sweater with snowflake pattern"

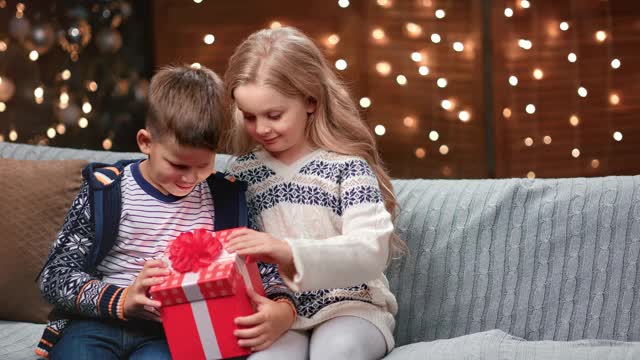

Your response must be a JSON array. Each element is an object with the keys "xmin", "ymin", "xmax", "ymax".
[{"xmin": 226, "ymin": 149, "xmax": 398, "ymax": 351}]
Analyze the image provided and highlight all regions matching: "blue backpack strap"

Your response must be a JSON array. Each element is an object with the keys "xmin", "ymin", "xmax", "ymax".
[
  {"xmin": 87, "ymin": 184, "xmax": 123, "ymax": 272},
  {"xmin": 208, "ymin": 172, "xmax": 248, "ymax": 230},
  {"xmin": 84, "ymin": 159, "xmax": 138, "ymax": 272}
]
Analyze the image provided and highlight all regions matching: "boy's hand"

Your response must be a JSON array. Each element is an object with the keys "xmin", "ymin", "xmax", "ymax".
[
  {"xmin": 234, "ymin": 289, "xmax": 296, "ymax": 351},
  {"xmin": 123, "ymin": 259, "xmax": 170, "ymax": 322},
  {"xmin": 226, "ymin": 229, "xmax": 295, "ymax": 276}
]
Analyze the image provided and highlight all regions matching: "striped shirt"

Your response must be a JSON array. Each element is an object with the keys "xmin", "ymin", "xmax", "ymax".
[{"xmin": 97, "ymin": 161, "xmax": 215, "ymax": 287}]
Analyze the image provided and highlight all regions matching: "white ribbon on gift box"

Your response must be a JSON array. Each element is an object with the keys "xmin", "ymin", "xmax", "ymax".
[{"xmin": 180, "ymin": 252, "xmax": 255, "ymax": 360}]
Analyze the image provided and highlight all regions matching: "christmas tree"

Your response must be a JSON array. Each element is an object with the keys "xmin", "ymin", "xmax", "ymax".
[{"xmin": 0, "ymin": 0, "xmax": 152, "ymax": 151}]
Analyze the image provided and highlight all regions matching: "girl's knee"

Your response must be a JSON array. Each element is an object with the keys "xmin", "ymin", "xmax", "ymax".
[{"xmin": 310, "ymin": 335, "xmax": 367, "ymax": 359}]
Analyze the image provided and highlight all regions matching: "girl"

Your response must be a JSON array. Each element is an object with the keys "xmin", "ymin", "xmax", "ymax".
[{"xmin": 225, "ymin": 27, "xmax": 405, "ymax": 360}]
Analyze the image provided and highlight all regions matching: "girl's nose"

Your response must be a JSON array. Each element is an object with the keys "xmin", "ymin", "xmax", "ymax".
[{"xmin": 256, "ymin": 118, "xmax": 272, "ymax": 135}]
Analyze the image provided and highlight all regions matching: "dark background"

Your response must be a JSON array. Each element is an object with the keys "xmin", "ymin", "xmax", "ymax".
[{"xmin": 1, "ymin": 0, "xmax": 639, "ymax": 179}]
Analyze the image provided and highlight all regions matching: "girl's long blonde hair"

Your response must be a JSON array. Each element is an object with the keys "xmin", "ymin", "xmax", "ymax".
[{"xmin": 224, "ymin": 27, "xmax": 406, "ymax": 258}]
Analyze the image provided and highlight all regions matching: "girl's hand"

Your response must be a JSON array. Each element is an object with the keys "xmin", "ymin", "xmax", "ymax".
[
  {"xmin": 226, "ymin": 229, "xmax": 294, "ymax": 274},
  {"xmin": 234, "ymin": 290, "xmax": 296, "ymax": 351},
  {"xmin": 123, "ymin": 259, "xmax": 169, "ymax": 322}
]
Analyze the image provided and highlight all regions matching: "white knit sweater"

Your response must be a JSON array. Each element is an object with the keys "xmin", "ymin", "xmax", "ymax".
[{"xmin": 227, "ymin": 149, "xmax": 398, "ymax": 350}]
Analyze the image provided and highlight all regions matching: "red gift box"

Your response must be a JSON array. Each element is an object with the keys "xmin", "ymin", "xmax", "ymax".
[{"xmin": 149, "ymin": 228, "xmax": 264, "ymax": 360}]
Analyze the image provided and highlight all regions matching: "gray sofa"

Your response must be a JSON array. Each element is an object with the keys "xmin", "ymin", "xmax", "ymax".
[{"xmin": 1, "ymin": 141, "xmax": 639, "ymax": 359}]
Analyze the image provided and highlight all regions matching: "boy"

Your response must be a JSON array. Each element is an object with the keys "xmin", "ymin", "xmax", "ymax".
[{"xmin": 36, "ymin": 65, "xmax": 296, "ymax": 359}]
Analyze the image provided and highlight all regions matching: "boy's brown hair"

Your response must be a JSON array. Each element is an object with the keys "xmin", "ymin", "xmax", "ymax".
[{"xmin": 146, "ymin": 65, "xmax": 224, "ymax": 150}]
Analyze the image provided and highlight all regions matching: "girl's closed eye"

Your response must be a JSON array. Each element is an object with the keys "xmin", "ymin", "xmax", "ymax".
[
  {"xmin": 243, "ymin": 113, "xmax": 257, "ymax": 121},
  {"xmin": 268, "ymin": 112, "xmax": 282, "ymax": 120}
]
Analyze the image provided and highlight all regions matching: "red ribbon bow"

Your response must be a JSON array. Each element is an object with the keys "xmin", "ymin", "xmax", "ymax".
[{"xmin": 168, "ymin": 229, "xmax": 222, "ymax": 273}]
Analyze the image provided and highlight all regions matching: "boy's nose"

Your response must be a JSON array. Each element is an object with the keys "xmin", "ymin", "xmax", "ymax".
[{"xmin": 182, "ymin": 171, "xmax": 197, "ymax": 183}]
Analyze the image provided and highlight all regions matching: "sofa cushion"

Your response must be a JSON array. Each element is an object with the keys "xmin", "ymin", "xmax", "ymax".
[
  {"xmin": 387, "ymin": 177, "xmax": 640, "ymax": 345},
  {"xmin": 0, "ymin": 321, "xmax": 45, "ymax": 360},
  {"xmin": 0, "ymin": 158, "xmax": 87, "ymax": 323},
  {"xmin": 383, "ymin": 329, "xmax": 640, "ymax": 359}
]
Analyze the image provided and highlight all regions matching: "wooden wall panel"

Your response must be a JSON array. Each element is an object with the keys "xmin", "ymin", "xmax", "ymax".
[
  {"xmin": 153, "ymin": 0, "xmax": 488, "ymax": 179},
  {"xmin": 492, "ymin": 0, "xmax": 640, "ymax": 178},
  {"xmin": 154, "ymin": 0, "xmax": 640, "ymax": 179}
]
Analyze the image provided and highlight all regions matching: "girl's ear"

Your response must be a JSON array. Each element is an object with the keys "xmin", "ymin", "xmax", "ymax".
[{"xmin": 306, "ymin": 96, "xmax": 317, "ymax": 114}]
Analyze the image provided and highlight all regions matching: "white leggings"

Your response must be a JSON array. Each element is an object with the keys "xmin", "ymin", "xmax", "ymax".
[{"xmin": 247, "ymin": 316, "xmax": 387, "ymax": 360}]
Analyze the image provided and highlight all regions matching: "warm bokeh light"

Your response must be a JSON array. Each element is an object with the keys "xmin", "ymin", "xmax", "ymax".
[
  {"xmin": 102, "ymin": 138, "xmax": 113, "ymax": 150},
  {"xmin": 458, "ymin": 110, "xmax": 471, "ymax": 122},
  {"xmin": 613, "ymin": 131, "xmax": 623, "ymax": 142},
  {"xmin": 571, "ymin": 148, "xmax": 581, "ymax": 158},
  {"xmin": 439, "ymin": 145, "xmax": 449, "ymax": 155},
  {"xmin": 429, "ymin": 130, "xmax": 439, "ymax": 141},
  {"xmin": 570, "ymin": 115, "xmax": 580, "ymax": 127},
  {"xmin": 405, "ymin": 22, "xmax": 422, "ymax": 38},
  {"xmin": 203, "ymin": 34, "xmax": 215, "ymax": 45},
  {"xmin": 533, "ymin": 68, "xmax": 544, "ymax": 80},
  {"xmin": 376, "ymin": 61, "xmax": 392, "ymax": 76},
  {"xmin": 335, "ymin": 59, "xmax": 348, "ymax": 70},
  {"xmin": 609, "ymin": 93, "xmax": 620, "ymax": 105},
  {"xmin": 403, "ymin": 116, "xmax": 416, "ymax": 128},
  {"xmin": 611, "ymin": 58, "xmax": 621, "ymax": 69},
  {"xmin": 327, "ymin": 34, "xmax": 340, "ymax": 47},
  {"xmin": 578, "ymin": 87, "xmax": 588, "ymax": 97},
  {"xmin": 524, "ymin": 137, "xmax": 533, "ymax": 147},
  {"xmin": 372, "ymin": 28, "xmax": 386, "ymax": 41}
]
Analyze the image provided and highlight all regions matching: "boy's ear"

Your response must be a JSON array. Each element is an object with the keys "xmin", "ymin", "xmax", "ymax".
[
  {"xmin": 137, "ymin": 129, "xmax": 153, "ymax": 155},
  {"xmin": 306, "ymin": 97, "xmax": 317, "ymax": 115}
]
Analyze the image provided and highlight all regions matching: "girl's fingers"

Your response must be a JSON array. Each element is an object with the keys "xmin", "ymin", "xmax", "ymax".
[
  {"xmin": 236, "ymin": 247, "xmax": 263, "ymax": 257},
  {"xmin": 227, "ymin": 238, "xmax": 261, "ymax": 253},
  {"xmin": 235, "ymin": 312, "xmax": 265, "ymax": 327},
  {"xmin": 238, "ymin": 334, "xmax": 268, "ymax": 349},
  {"xmin": 227, "ymin": 228, "xmax": 251, "ymax": 240},
  {"xmin": 246, "ymin": 288, "xmax": 269, "ymax": 306},
  {"xmin": 252, "ymin": 339, "xmax": 275, "ymax": 352},
  {"xmin": 234, "ymin": 324, "xmax": 265, "ymax": 339}
]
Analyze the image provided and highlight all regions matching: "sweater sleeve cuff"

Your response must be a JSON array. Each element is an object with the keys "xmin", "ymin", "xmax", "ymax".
[
  {"xmin": 97, "ymin": 284, "xmax": 127, "ymax": 319},
  {"xmin": 265, "ymin": 285, "xmax": 298, "ymax": 307},
  {"xmin": 281, "ymin": 238, "xmax": 304, "ymax": 292}
]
